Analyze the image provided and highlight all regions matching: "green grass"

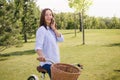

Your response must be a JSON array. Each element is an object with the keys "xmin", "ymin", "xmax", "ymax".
[{"xmin": 0, "ymin": 29, "xmax": 120, "ymax": 80}]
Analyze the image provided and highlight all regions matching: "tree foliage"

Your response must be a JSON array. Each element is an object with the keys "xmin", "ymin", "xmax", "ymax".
[
  {"xmin": 0, "ymin": 0, "xmax": 40, "ymax": 51},
  {"xmin": 68, "ymin": 0, "xmax": 93, "ymax": 31},
  {"xmin": 68, "ymin": 0, "xmax": 93, "ymax": 12},
  {"xmin": 54, "ymin": 12, "xmax": 120, "ymax": 29},
  {"xmin": 20, "ymin": 0, "xmax": 39, "ymax": 42},
  {"xmin": 0, "ymin": 0, "xmax": 21, "ymax": 50}
]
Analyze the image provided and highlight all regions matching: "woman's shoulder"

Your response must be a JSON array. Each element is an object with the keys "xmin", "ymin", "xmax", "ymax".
[
  {"xmin": 38, "ymin": 26, "xmax": 46, "ymax": 30},
  {"xmin": 37, "ymin": 26, "xmax": 46, "ymax": 32}
]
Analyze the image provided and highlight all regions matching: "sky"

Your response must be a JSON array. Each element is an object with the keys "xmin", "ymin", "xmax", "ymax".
[{"xmin": 35, "ymin": 0, "xmax": 120, "ymax": 18}]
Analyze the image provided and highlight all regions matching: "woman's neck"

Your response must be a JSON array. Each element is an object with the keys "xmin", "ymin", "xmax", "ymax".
[{"xmin": 47, "ymin": 23, "xmax": 50, "ymax": 27}]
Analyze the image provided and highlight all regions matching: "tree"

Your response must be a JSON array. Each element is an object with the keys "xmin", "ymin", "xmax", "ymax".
[
  {"xmin": 21, "ymin": 0, "xmax": 39, "ymax": 42},
  {"xmin": 68, "ymin": 0, "xmax": 93, "ymax": 31},
  {"xmin": 0, "ymin": 0, "xmax": 40, "ymax": 52},
  {"xmin": 68, "ymin": 0, "xmax": 92, "ymax": 44},
  {"xmin": 111, "ymin": 16, "xmax": 120, "ymax": 29},
  {"xmin": 0, "ymin": 0, "xmax": 22, "ymax": 51}
]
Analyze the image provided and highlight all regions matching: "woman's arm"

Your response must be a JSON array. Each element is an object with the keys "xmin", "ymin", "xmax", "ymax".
[
  {"xmin": 35, "ymin": 27, "xmax": 46, "ymax": 62},
  {"xmin": 50, "ymin": 18, "xmax": 64, "ymax": 42},
  {"xmin": 50, "ymin": 18, "xmax": 61, "ymax": 37},
  {"xmin": 53, "ymin": 29, "xmax": 61, "ymax": 37},
  {"xmin": 36, "ymin": 49, "xmax": 46, "ymax": 62}
]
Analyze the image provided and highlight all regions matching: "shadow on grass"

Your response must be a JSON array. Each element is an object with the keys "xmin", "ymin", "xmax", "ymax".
[
  {"xmin": 114, "ymin": 70, "xmax": 120, "ymax": 72},
  {"xmin": 0, "ymin": 49, "xmax": 35, "ymax": 57},
  {"xmin": 105, "ymin": 43, "xmax": 120, "ymax": 47},
  {"xmin": 0, "ymin": 58, "xmax": 9, "ymax": 61}
]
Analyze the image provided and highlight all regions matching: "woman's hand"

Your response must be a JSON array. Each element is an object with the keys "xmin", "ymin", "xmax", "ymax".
[
  {"xmin": 36, "ymin": 49, "xmax": 46, "ymax": 62},
  {"xmin": 37, "ymin": 56, "xmax": 46, "ymax": 62},
  {"xmin": 50, "ymin": 18, "xmax": 61, "ymax": 37},
  {"xmin": 50, "ymin": 18, "xmax": 57, "ymax": 31}
]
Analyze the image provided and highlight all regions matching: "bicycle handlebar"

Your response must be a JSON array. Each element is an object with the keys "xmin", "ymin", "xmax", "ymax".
[
  {"xmin": 40, "ymin": 59, "xmax": 83, "ymax": 69},
  {"xmin": 45, "ymin": 59, "xmax": 55, "ymax": 64}
]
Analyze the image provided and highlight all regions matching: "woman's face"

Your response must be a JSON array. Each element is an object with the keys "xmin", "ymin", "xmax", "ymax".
[{"xmin": 45, "ymin": 10, "xmax": 53, "ymax": 26}]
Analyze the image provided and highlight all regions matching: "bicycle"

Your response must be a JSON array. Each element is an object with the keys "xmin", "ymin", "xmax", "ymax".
[{"xmin": 27, "ymin": 59, "xmax": 83, "ymax": 80}]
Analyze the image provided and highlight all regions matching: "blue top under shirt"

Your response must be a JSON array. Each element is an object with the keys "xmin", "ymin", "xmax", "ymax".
[{"xmin": 35, "ymin": 26, "xmax": 64, "ymax": 66}]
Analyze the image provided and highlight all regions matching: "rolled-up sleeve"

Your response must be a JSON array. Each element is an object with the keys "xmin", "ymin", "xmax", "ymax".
[
  {"xmin": 35, "ymin": 27, "xmax": 45, "ymax": 51},
  {"xmin": 56, "ymin": 34, "xmax": 64, "ymax": 42}
]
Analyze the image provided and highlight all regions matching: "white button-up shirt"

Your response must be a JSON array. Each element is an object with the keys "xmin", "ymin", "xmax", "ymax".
[{"xmin": 35, "ymin": 26, "xmax": 64, "ymax": 66}]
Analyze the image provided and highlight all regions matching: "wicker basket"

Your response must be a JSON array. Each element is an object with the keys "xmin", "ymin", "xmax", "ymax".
[{"xmin": 51, "ymin": 63, "xmax": 80, "ymax": 80}]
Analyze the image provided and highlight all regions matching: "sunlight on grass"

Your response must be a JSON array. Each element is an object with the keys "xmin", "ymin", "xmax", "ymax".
[{"xmin": 0, "ymin": 29, "xmax": 120, "ymax": 80}]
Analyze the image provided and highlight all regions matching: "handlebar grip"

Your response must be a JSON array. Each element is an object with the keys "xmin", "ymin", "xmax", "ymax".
[{"xmin": 45, "ymin": 59, "xmax": 55, "ymax": 64}]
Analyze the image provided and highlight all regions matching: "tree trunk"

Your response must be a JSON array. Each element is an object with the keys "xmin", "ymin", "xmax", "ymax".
[
  {"xmin": 24, "ymin": 33, "xmax": 27, "ymax": 43},
  {"xmin": 81, "ymin": 10, "xmax": 85, "ymax": 45},
  {"xmin": 79, "ymin": 12, "xmax": 82, "ymax": 32},
  {"xmin": 74, "ymin": 13, "xmax": 76, "ymax": 37}
]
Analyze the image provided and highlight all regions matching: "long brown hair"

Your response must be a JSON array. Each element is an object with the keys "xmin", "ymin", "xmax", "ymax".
[{"xmin": 39, "ymin": 8, "xmax": 54, "ymax": 29}]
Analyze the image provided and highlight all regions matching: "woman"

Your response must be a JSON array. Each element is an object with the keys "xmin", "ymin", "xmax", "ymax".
[{"xmin": 35, "ymin": 8, "xmax": 64, "ymax": 78}]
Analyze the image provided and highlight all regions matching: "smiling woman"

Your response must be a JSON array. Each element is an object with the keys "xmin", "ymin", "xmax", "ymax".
[{"xmin": 35, "ymin": 8, "xmax": 64, "ymax": 79}]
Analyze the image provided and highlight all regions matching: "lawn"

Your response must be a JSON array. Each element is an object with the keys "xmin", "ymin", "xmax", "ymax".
[{"xmin": 0, "ymin": 29, "xmax": 120, "ymax": 80}]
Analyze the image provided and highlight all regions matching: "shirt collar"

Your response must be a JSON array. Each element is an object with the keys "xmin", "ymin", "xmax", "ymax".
[{"xmin": 47, "ymin": 26, "xmax": 51, "ymax": 30}]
